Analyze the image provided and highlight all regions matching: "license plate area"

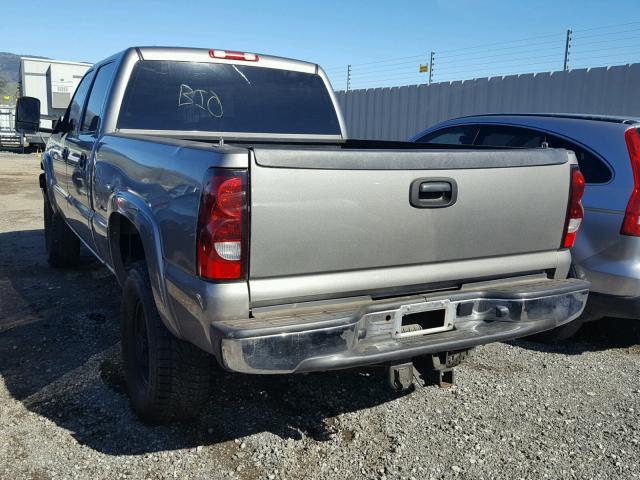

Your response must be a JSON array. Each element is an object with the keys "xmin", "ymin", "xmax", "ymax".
[{"xmin": 393, "ymin": 300, "xmax": 454, "ymax": 339}]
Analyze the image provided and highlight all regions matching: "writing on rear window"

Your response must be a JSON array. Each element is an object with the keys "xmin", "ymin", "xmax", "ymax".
[
  {"xmin": 178, "ymin": 84, "xmax": 223, "ymax": 118},
  {"xmin": 118, "ymin": 60, "xmax": 341, "ymax": 135}
]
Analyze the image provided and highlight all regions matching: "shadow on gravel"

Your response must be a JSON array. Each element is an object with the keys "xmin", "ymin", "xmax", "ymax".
[
  {"xmin": 510, "ymin": 317, "xmax": 640, "ymax": 355},
  {"xmin": 0, "ymin": 228, "xmax": 403, "ymax": 456}
]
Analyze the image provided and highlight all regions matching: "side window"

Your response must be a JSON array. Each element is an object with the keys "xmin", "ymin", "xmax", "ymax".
[
  {"xmin": 81, "ymin": 63, "xmax": 116, "ymax": 134},
  {"xmin": 416, "ymin": 125, "xmax": 479, "ymax": 145},
  {"xmin": 475, "ymin": 125, "xmax": 544, "ymax": 148},
  {"xmin": 65, "ymin": 71, "xmax": 94, "ymax": 133},
  {"xmin": 544, "ymin": 134, "xmax": 612, "ymax": 184}
]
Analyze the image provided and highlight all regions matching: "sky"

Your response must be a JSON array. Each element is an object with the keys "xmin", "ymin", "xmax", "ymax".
[{"xmin": 2, "ymin": 0, "xmax": 639, "ymax": 90}]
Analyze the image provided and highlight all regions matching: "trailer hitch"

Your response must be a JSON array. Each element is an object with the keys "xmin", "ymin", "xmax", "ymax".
[
  {"xmin": 386, "ymin": 362, "xmax": 414, "ymax": 391},
  {"xmin": 387, "ymin": 350, "xmax": 470, "ymax": 391}
]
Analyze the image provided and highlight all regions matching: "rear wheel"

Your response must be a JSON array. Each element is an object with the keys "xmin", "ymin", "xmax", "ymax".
[
  {"xmin": 44, "ymin": 193, "xmax": 80, "ymax": 267},
  {"xmin": 121, "ymin": 261, "xmax": 212, "ymax": 424}
]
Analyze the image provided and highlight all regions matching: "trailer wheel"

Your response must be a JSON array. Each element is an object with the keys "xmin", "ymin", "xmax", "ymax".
[
  {"xmin": 121, "ymin": 261, "xmax": 212, "ymax": 424},
  {"xmin": 44, "ymin": 193, "xmax": 80, "ymax": 267}
]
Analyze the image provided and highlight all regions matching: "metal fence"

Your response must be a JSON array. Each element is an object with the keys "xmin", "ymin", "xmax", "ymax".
[
  {"xmin": 334, "ymin": 63, "xmax": 640, "ymax": 140},
  {"xmin": 326, "ymin": 21, "xmax": 640, "ymax": 91}
]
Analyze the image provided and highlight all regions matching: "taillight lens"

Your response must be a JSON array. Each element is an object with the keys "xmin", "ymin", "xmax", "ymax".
[
  {"xmin": 562, "ymin": 166, "xmax": 586, "ymax": 248},
  {"xmin": 621, "ymin": 128, "xmax": 640, "ymax": 236},
  {"xmin": 197, "ymin": 169, "xmax": 248, "ymax": 280}
]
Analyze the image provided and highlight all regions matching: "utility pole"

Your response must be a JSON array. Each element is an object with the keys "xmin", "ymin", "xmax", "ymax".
[
  {"xmin": 429, "ymin": 51, "xmax": 435, "ymax": 84},
  {"xmin": 563, "ymin": 28, "xmax": 572, "ymax": 71},
  {"xmin": 346, "ymin": 64, "xmax": 352, "ymax": 91}
]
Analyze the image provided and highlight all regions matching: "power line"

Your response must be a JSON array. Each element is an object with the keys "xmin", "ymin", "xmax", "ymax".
[
  {"xmin": 435, "ymin": 52, "xmax": 561, "ymax": 72},
  {"xmin": 573, "ymin": 19, "xmax": 640, "ymax": 34},
  {"xmin": 436, "ymin": 59, "xmax": 567, "ymax": 78},
  {"xmin": 437, "ymin": 31, "xmax": 564, "ymax": 54},
  {"xmin": 436, "ymin": 45, "xmax": 560, "ymax": 65},
  {"xmin": 572, "ymin": 27, "xmax": 640, "ymax": 40},
  {"xmin": 349, "ymin": 71, "xmax": 427, "ymax": 83},
  {"xmin": 437, "ymin": 38, "xmax": 564, "ymax": 60},
  {"xmin": 350, "ymin": 59, "xmax": 428, "ymax": 74},
  {"xmin": 333, "ymin": 19, "xmax": 640, "ymax": 90},
  {"xmin": 573, "ymin": 35, "xmax": 640, "ymax": 49},
  {"xmin": 569, "ymin": 52, "xmax": 640, "ymax": 62},
  {"xmin": 347, "ymin": 54, "xmax": 425, "ymax": 68}
]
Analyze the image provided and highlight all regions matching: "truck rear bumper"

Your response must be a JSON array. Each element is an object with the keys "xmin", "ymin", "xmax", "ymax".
[{"xmin": 211, "ymin": 278, "xmax": 589, "ymax": 374}]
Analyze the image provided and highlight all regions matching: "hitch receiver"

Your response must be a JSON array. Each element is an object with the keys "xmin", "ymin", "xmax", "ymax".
[
  {"xmin": 412, "ymin": 351, "xmax": 466, "ymax": 389},
  {"xmin": 425, "ymin": 368, "xmax": 455, "ymax": 388},
  {"xmin": 386, "ymin": 362, "xmax": 414, "ymax": 391}
]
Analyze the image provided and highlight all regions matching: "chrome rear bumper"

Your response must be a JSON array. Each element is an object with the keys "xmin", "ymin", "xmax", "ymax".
[{"xmin": 211, "ymin": 278, "xmax": 589, "ymax": 374}]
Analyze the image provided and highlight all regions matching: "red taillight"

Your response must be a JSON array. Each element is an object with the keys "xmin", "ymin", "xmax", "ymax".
[
  {"xmin": 621, "ymin": 128, "xmax": 640, "ymax": 236},
  {"xmin": 562, "ymin": 166, "xmax": 586, "ymax": 248},
  {"xmin": 197, "ymin": 169, "xmax": 248, "ymax": 280},
  {"xmin": 208, "ymin": 49, "xmax": 259, "ymax": 62}
]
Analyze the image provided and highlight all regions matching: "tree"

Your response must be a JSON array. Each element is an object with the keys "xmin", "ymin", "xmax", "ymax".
[
  {"xmin": 0, "ymin": 67, "xmax": 7, "ymax": 93},
  {"xmin": 0, "ymin": 67, "xmax": 16, "ymax": 103}
]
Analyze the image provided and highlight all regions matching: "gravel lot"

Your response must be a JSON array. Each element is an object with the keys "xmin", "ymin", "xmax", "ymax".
[{"xmin": 1, "ymin": 150, "xmax": 640, "ymax": 480}]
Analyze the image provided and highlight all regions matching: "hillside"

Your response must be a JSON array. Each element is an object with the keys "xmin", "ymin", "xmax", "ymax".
[{"xmin": 0, "ymin": 52, "xmax": 48, "ymax": 99}]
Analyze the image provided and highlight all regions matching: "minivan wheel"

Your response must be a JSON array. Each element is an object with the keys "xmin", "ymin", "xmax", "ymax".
[
  {"xmin": 121, "ymin": 261, "xmax": 212, "ymax": 424},
  {"xmin": 44, "ymin": 193, "xmax": 80, "ymax": 267}
]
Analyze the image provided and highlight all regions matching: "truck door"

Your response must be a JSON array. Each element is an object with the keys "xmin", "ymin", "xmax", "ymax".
[
  {"xmin": 64, "ymin": 62, "xmax": 115, "ymax": 249},
  {"xmin": 47, "ymin": 70, "xmax": 94, "ymax": 219}
]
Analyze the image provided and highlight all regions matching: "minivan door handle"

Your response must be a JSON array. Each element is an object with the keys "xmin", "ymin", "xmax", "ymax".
[{"xmin": 410, "ymin": 178, "xmax": 458, "ymax": 208}]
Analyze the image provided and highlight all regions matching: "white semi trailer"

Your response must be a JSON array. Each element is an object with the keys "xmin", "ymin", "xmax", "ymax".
[{"xmin": 19, "ymin": 57, "xmax": 91, "ymax": 149}]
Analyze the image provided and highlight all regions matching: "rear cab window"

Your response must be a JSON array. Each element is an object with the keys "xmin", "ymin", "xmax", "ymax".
[{"xmin": 117, "ymin": 61, "xmax": 341, "ymax": 135}]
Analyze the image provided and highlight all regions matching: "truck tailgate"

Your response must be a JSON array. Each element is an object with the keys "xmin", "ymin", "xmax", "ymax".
[{"xmin": 249, "ymin": 147, "xmax": 572, "ymax": 303}]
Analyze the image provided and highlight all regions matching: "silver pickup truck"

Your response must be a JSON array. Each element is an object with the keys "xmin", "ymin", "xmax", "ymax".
[{"xmin": 15, "ymin": 47, "xmax": 589, "ymax": 424}]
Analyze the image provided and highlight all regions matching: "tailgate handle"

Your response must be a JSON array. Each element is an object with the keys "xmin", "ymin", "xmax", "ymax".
[{"xmin": 410, "ymin": 178, "xmax": 457, "ymax": 208}]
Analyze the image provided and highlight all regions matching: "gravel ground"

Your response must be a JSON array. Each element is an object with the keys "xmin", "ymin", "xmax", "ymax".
[{"xmin": 1, "ymin": 150, "xmax": 640, "ymax": 480}]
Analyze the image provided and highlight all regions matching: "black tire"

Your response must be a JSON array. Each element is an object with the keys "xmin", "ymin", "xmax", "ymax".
[
  {"xmin": 121, "ymin": 261, "xmax": 212, "ymax": 424},
  {"xmin": 44, "ymin": 193, "xmax": 80, "ymax": 267}
]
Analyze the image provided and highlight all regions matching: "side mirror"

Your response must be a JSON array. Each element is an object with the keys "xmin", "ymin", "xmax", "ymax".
[{"xmin": 15, "ymin": 96, "xmax": 41, "ymax": 134}]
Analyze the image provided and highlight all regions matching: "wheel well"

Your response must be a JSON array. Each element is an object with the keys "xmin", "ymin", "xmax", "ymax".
[{"xmin": 110, "ymin": 213, "xmax": 145, "ymax": 284}]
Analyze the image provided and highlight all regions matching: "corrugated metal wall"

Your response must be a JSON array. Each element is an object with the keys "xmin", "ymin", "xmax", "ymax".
[{"xmin": 334, "ymin": 64, "xmax": 640, "ymax": 140}]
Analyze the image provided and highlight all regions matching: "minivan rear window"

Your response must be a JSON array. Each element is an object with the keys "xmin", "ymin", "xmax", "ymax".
[{"xmin": 117, "ymin": 60, "xmax": 341, "ymax": 136}]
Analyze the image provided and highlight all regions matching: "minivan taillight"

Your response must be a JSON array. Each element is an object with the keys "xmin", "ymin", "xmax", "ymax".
[
  {"xmin": 621, "ymin": 128, "xmax": 640, "ymax": 236},
  {"xmin": 197, "ymin": 169, "xmax": 248, "ymax": 280},
  {"xmin": 562, "ymin": 166, "xmax": 585, "ymax": 248}
]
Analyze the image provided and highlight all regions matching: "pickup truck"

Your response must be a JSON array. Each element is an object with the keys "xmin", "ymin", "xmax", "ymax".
[{"xmin": 15, "ymin": 47, "xmax": 590, "ymax": 424}]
